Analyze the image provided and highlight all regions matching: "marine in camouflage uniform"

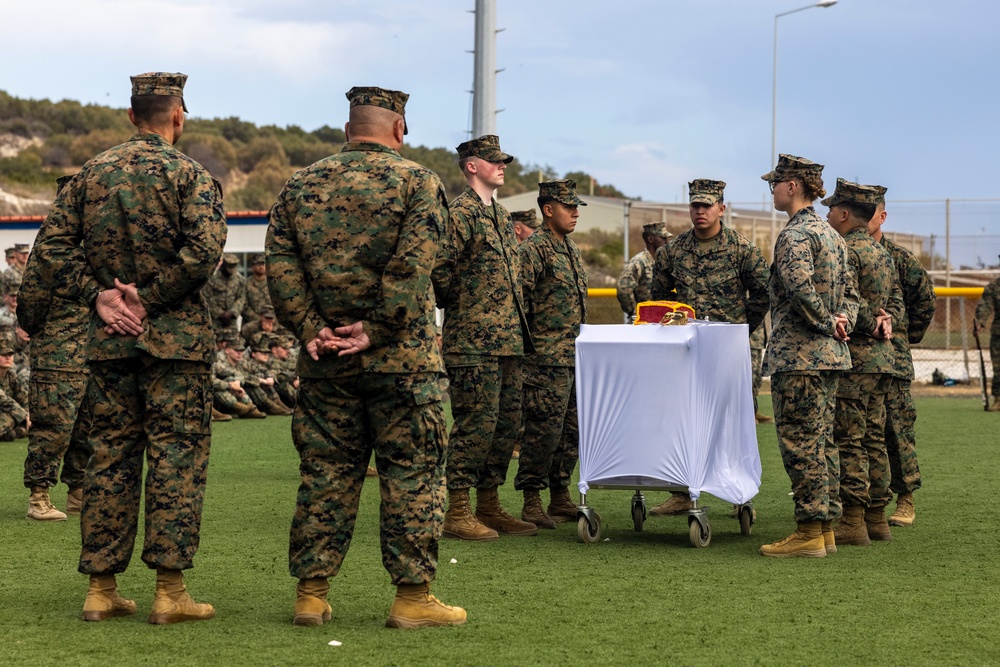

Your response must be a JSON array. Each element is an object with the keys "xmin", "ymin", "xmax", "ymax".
[
  {"xmin": 203, "ymin": 253, "xmax": 246, "ymax": 340},
  {"xmin": 617, "ymin": 222, "xmax": 671, "ymax": 319},
  {"xmin": 30, "ymin": 72, "xmax": 224, "ymax": 622},
  {"xmin": 759, "ymin": 155, "xmax": 859, "ymax": 559},
  {"xmin": 266, "ymin": 86, "xmax": 464, "ymax": 627},
  {"xmin": 975, "ymin": 266, "xmax": 1000, "ymax": 410},
  {"xmin": 750, "ymin": 324, "xmax": 770, "ymax": 423},
  {"xmin": 242, "ymin": 253, "xmax": 272, "ymax": 322},
  {"xmin": 511, "ymin": 209, "xmax": 541, "ymax": 244},
  {"xmin": 649, "ymin": 179, "xmax": 770, "ymax": 516},
  {"xmin": 238, "ymin": 333, "xmax": 293, "ymax": 415},
  {"xmin": 513, "ymin": 179, "xmax": 589, "ymax": 528},
  {"xmin": 0, "ymin": 274, "xmax": 31, "ymax": 383},
  {"xmin": 0, "ymin": 334, "xmax": 29, "ymax": 441},
  {"xmin": 266, "ymin": 333, "xmax": 299, "ymax": 408},
  {"xmin": 1, "ymin": 242, "xmax": 29, "ymax": 288},
  {"xmin": 240, "ymin": 304, "xmax": 290, "ymax": 346},
  {"xmin": 823, "ymin": 180, "xmax": 902, "ymax": 546},
  {"xmin": 869, "ymin": 199, "xmax": 936, "ymax": 526},
  {"xmin": 434, "ymin": 134, "xmax": 535, "ymax": 540},
  {"xmin": 19, "ymin": 174, "xmax": 92, "ymax": 522}
]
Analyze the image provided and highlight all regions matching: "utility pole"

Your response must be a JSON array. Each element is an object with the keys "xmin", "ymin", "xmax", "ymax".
[{"xmin": 471, "ymin": 0, "xmax": 501, "ymax": 138}]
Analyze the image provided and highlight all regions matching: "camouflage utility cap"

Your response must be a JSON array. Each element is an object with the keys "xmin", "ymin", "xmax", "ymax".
[
  {"xmin": 4, "ymin": 248, "xmax": 13, "ymax": 258},
  {"xmin": 14, "ymin": 243, "xmax": 29, "ymax": 253},
  {"xmin": 642, "ymin": 222, "xmax": 672, "ymax": 239},
  {"xmin": 821, "ymin": 178, "xmax": 884, "ymax": 207},
  {"xmin": 250, "ymin": 332, "xmax": 274, "ymax": 352},
  {"xmin": 456, "ymin": 134, "xmax": 514, "ymax": 164},
  {"xmin": 0, "ymin": 335, "xmax": 13, "ymax": 355},
  {"xmin": 511, "ymin": 209, "xmax": 540, "ymax": 229},
  {"xmin": 761, "ymin": 154, "xmax": 824, "ymax": 183},
  {"xmin": 3, "ymin": 275, "xmax": 20, "ymax": 296},
  {"xmin": 222, "ymin": 333, "xmax": 245, "ymax": 351},
  {"xmin": 222, "ymin": 253, "xmax": 240, "ymax": 266},
  {"xmin": 260, "ymin": 305, "xmax": 276, "ymax": 319},
  {"xmin": 539, "ymin": 179, "xmax": 587, "ymax": 207},
  {"xmin": 871, "ymin": 184, "xmax": 888, "ymax": 205},
  {"xmin": 250, "ymin": 253, "xmax": 265, "ymax": 265},
  {"xmin": 346, "ymin": 86, "xmax": 409, "ymax": 134},
  {"xmin": 130, "ymin": 72, "xmax": 188, "ymax": 112},
  {"xmin": 689, "ymin": 179, "xmax": 726, "ymax": 205}
]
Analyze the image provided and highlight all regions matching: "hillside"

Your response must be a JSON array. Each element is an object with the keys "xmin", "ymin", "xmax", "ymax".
[{"xmin": 0, "ymin": 90, "xmax": 627, "ymax": 215}]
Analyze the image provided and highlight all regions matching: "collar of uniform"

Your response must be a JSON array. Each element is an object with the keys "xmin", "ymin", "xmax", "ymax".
[
  {"xmin": 538, "ymin": 224, "xmax": 572, "ymax": 254},
  {"xmin": 461, "ymin": 185, "xmax": 497, "ymax": 212},
  {"xmin": 787, "ymin": 206, "xmax": 818, "ymax": 226},
  {"xmin": 129, "ymin": 132, "xmax": 171, "ymax": 146},
  {"xmin": 678, "ymin": 224, "xmax": 732, "ymax": 252},
  {"xmin": 340, "ymin": 141, "xmax": 401, "ymax": 156}
]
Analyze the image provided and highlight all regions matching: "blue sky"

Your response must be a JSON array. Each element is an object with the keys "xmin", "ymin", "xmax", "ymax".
[{"xmin": 4, "ymin": 0, "xmax": 999, "ymax": 261}]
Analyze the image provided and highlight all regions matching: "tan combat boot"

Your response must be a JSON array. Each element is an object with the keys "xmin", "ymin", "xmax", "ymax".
[
  {"xmin": 65, "ymin": 488, "xmax": 83, "ymax": 516},
  {"xmin": 546, "ymin": 487, "xmax": 578, "ymax": 523},
  {"xmin": 521, "ymin": 489, "xmax": 556, "ymax": 529},
  {"xmin": 888, "ymin": 492, "xmax": 915, "ymax": 527},
  {"xmin": 759, "ymin": 521, "xmax": 826, "ymax": 558},
  {"xmin": 474, "ymin": 487, "xmax": 537, "ymax": 536},
  {"xmin": 865, "ymin": 505, "xmax": 893, "ymax": 542},
  {"xmin": 443, "ymin": 489, "xmax": 498, "ymax": 541},
  {"xmin": 27, "ymin": 487, "xmax": 67, "ymax": 522},
  {"xmin": 293, "ymin": 577, "xmax": 331, "ymax": 626},
  {"xmin": 211, "ymin": 408, "xmax": 232, "ymax": 422},
  {"xmin": 833, "ymin": 506, "xmax": 871, "ymax": 546},
  {"xmin": 988, "ymin": 397, "xmax": 1000, "ymax": 412},
  {"xmin": 81, "ymin": 574, "xmax": 137, "ymax": 621},
  {"xmin": 148, "ymin": 569, "xmax": 216, "ymax": 625},
  {"xmin": 385, "ymin": 583, "xmax": 466, "ymax": 629},
  {"xmin": 821, "ymin": 520, "xmax": 837, "ymax": 554},
  {"xmin": 648, "ymin": 492, "xmax": 692, "ymax": 517},
  {"xmin": 264, "ymin": 399, "xmax": 293, "ymax": 416}
]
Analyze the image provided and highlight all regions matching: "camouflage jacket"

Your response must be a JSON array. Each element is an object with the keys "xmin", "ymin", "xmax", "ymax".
[
  {"xmin": 765, "ymin": 207, "xmax": 859, "ymax": 375},
  {"xmin": 617, "ymin": 250, "xmax": 653, "ymax": 317},
  {"xmin": 204, "ymin": 270, "xmax": 246, "ymax": 325},
  {"xmin": 519, "ymin": 225, "xmax": 588, "ymax": 367},
  {"xmin": 237, "ymin": 354, "xmax": 273, "ymax": 387},
  {"xmin": 881, "ymin": 236, "xmax": 936, "ymax": 380},
  {"xmin": 243, "ymin": 275, "xmax": 272, "ymax": 322},
  {"xmin": 17, "ymin": 254, "xmax": 89, "ymax": 373},
  {"xmin": 212, "ymin": 351, "xmax": 243, "ymax": 392},
  {"xmin": 843, "ymin": 227, "xmax": 902, "ymax": 375},
  {"xmin": 29, "ymin": 132, "xmax": 226, "ymax": 364},
  {"xmin": 435, "ymin": 186, "xmax": 531, "ymax": 359},
  {"xmin": 651, "ymin": 225, "xmax": 769, "ymax": 334},
  {"xmin": 269, "ymin": 354, "xmax": 297, "ymax": 384},
  {"xmin": 266, "ymin": 141, "xmax": 448, "ymax": 377},
  {"xmin": 0, "ymin": 366, "xmax": 27, "ymax": 414},
  {"xmin": 976, "ymin": 274, "xmax": 1000, "ymax": 336},
  {"xmin": 240, "ymin": 318, "xmax": 290, "ymax": 346}
]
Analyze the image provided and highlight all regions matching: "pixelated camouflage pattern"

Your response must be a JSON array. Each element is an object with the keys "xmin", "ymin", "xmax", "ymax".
[
  {"xmin": 240, "ymin": 316, "xmax": 289, "ymax": 347},
  {"xmin": 268, "ymin": 352, "xmax": 298, "ymax": 407},
  {"xmin": 764, "ymin": 207, "xmax": 859, "ymax": 375},
  {"xmin": 18, "ymin": 257, "xmax": 88, "ymax": 372},
  {"xmin": 688, "ymin": 179, "xmax": 726, "ymax": 205},
  {"xmin": 976, "ymin": 275, "xmax": 1000, "ymax": 394},
  {"xmin": 444, "ymin": 356, "xmax": 522, "ymax": 491},
  {"xmin": 514, "ymin": 364, "xmax": 578, "ymax": 491},
  {"xmin": 820, "ymin": 178, "xmax": 884, "ymax": 208},
  {"xmin": 2, "ymin": 265, "xmax": 23, "ymax": 290},
  {"xmin": 538, "ymin": 179, "xmax": 587, "ymax": 207},
  {"xmin": 436, "ymin": 186, "xmax": 531, "ymax": 358},
  {"xmin": 642, "ymin": 222, "xmax": 671, "ymax": 239},
  {"xmin": 22, "ymin": 370, "xmax": 89, "ymax": 489},
  {"xmin": 0, "ymin": 366, "xmax": 28, "ymax": 436},
  {"xmin": 651, "ymin": 225, "xmax": 769, "ymax": 332},
  {"xmin": 518, "ymin": 225, "xmax": 588, "ymax": 367},
  {"xmin": 456, "ymin": 134, "xmax": 513, "ymax": 163},
  {"xmin": 212, "ymin": 350, "xmax": 253, "ymax": 411},
  {"xmin": 771, "ymin": 371, "xmax": 841, "ymax": 523},
  {"xmin": 266, "ymin": 141, "xmax": 447, "ymax": 377},
  {"xmin": 243, "ymin": 274, "xmax": 272, "ymax": 322},
  {"xmin": 835, "ymin": 372, "xmax": 892, "ymax": 508},
  {"xmin": 346, "ymin": 86, "xmax": 408, "ymax": 116},
  {"xmin": 288, "ymin": 372, "xmax": 445, "ymax": 584},
  {"xmin": 842, "ymin": 227, "xmax": 902, "ymax": 375},
  {"xmin": 78, "ymin": 358, "xmax": 211, "ymax": 574},
  {"xmin": 761, "ymin": 153, "xmax": 824, "ymax": 183},
  {"xmin": 0, "ymin": 305, "xmax": 29, "ymax": 373},
  {"xmin": 886, "ymin": 378, "xmax": 921, "ymax": 494},
  {"xmin": 239, "ymin": 353, "xmax": 285, "ymax": 409},
  {"xmin": 617, "ymin": 249, "xmax": 654, "ymax": 316},
  {"xmin": 130, "ymin": 72, "xmax": 188, "ymax": 111},
  {"xmin": 880, "ymin": 236, "xmax": 936, "ymax": 380},
  {"xmin": 511, "ymin": 209, "xmax": 540, "ymax": 229},
  {"xmin": 203, "ymin": 268, "xmax": 246, "ymax": 338},
  {"xmin": 30, "ymin": 132, "xmax": 227, "ymax": 364},
  {"xmin": 750, "ymin": 325, "xmax": 766, "ymax": 413}
]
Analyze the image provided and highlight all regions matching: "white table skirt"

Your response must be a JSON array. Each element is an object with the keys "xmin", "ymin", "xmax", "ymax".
[{"xmin": 575, "ymin": 323, "xmax": 761, "ymax": 504}]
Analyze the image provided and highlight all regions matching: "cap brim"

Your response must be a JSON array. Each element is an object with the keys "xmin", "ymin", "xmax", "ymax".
[
  {"xmin": 820, "ymin": 196, "xmax": 836, "ymax": 207},
  {"xmin": 760, "ymin": 170, "xmax": 776, "ymax": 182},
  {"xmin": 556, "ymin": 196, "xmax": 587, "ymax": 206},
  {"xmin": 689, "ymin": 196, "xmax": 716, "ymax": 205}
]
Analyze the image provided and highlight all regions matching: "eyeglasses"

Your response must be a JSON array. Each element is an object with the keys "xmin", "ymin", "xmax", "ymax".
[{"xmin": 768, "ymin": 181, "xmax": 781, "ymax": 194}]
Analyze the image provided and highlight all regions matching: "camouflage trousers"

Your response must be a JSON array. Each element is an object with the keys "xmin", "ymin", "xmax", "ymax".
[
  {"xmin": 214, "ymin": 386, "xmax": 254, "ymax": 412},
  {"xmin": 289, "ymin": 373, "xmax": 446, "ymax": 585},
  {"xmin": 751, "ymin": 345, "xmax": 764, "ymax": 414},
  {"xmin": 514, "ymin": 365, "xmax": 579, "ymax": 492},
  {"xmin": 444, "ymin": 355, "xmax": 523, "ymax": 491},
  {"xmin": 23, "ymin": 369, "xmax": 91, "ymax": 490},
  {"xmin": 836, "ymin": 373, "xmax": 892, "ymax": 509},
  {"xmin": 886, "ymin": 377, "xmax": 921, "ymax": 495},
  {"xmin": 771, "ymin": 371, "xmax": 840, "ymax": 523},
  {"xmin": 275, "ymin": 379, "xmax": 297, "ymax": 409},
  {"xmin": 78, "ymin": 356, "xmax": 212, "ymax": 576},
  {"xmin": 246, "ymin": 382, "xmax": 284, "ymax": 410},
  {"xmin": 992, "ymin": 334, "xmax": 1000, "ymax": 397}
]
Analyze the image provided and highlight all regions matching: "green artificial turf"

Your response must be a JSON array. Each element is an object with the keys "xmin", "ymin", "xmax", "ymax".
[{"xmin": 1, "ymin": 396, "xmax": 998, "ymax": 666}]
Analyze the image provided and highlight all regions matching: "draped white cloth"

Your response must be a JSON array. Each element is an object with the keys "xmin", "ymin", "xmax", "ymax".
[{"xmin": 575, "ymin": 323, "xmax": 761, "ymax": 504}]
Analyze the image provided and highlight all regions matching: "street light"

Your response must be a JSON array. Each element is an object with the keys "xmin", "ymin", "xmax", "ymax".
[{"xmin": 769, "ymin": 0, "xmax": 838, "ymax": 256}]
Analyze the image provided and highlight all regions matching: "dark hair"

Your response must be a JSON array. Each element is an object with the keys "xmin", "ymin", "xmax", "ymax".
[
  {"xmin": 843, "ymin": 201, "xmax": 877, "ymax": 222},
  {"xmin": 537, "ymin": 196, "xmax": 556, "ymax": 212},
  {"xmin": 130, "ymin": 95, "xmax": 180, "ymax": 125}
]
